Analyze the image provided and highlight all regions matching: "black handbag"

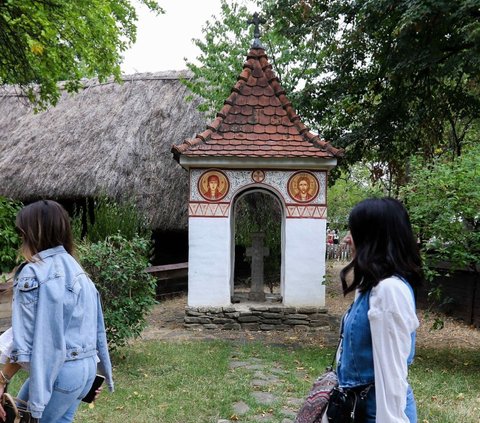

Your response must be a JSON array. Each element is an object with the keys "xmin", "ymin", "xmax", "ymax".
[
  {"xmin": 326, "ymin": 384, "xmax": 373, "ymax": 423},
  {"xmin": 1, "ymin": 392, "xmax": 38, "ymax": 423}
]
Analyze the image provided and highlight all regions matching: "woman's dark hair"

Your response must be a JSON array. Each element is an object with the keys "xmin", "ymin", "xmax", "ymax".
[
  {"xmin": 16, "ymin": 200, "xmax": 73, "ymax": 261},
  {"xmin": 340, "ymin": 197, "xmax": 423, "ymax": 295}
]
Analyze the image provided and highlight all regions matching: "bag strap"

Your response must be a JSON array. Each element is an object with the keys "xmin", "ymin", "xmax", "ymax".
[
  {"xmin": 2, "ymin": 392, "xmax": 19, "ymax": 418},
  {"xmin": 2, "ymin": 392, "xmax": 29, "ymax": 409},
  {"xmin": 330, "ymin": 300, "xmax": 354, "ymax": 370}
]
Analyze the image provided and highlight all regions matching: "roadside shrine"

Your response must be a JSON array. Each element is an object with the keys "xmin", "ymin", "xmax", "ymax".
[{"xmin": 172, "ymin": 14, "xmax": 343, "ymax": 330}]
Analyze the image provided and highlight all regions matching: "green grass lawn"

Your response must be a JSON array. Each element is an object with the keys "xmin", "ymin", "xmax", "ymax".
[{"xmin": 8, "ymin": 340, "xmax": 480, "ymax": 422}]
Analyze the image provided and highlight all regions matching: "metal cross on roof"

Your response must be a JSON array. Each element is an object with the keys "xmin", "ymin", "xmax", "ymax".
[{"xmin": 247, "ymin": 12, "xmax": 266, "ymax": 48}]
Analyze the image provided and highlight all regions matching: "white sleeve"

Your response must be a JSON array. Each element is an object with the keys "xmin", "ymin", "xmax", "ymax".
[
  {"xmin": 368, "ymin": 277, "xmax": 419, "ymax": 423},
  {"xmin": 0, "ymin": 327, "xmax": 13, "ymax": 363}
]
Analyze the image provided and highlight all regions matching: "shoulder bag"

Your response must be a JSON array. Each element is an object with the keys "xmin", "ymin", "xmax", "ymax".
[
  {"xmin": 1, "ymin": 392, "xmax": 38, "ymax": 423},
  {"xmin": 294, "ymin": 365, "xmax": 338, "ymax": 423}
]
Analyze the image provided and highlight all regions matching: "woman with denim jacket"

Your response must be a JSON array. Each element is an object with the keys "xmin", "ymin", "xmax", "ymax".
[
  {"xmin": 0, "ymin": 200, "xmax": 114, "ymax": 422},
  {"xmin": 331, "ymin": 198, "xmax": 422, "ymax": 422}
]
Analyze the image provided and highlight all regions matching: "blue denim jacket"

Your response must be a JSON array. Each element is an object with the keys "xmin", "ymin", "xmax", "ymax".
[
  {"xmin": 337, "ymin": 281, "xmax": 415, "ymax": 388},
  {"xmin": 10, "ymin": 246, "xmax": 114, "ymax": 418}
]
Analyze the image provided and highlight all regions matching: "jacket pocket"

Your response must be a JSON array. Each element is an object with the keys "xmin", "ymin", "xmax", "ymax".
[{"xmin": 16, "ymin": 278, "xmax": 39, "ymax": 305}]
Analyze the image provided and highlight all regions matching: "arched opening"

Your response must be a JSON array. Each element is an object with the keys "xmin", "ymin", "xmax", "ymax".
[{"xmin": 230, "ymin": 188, "xmax": 284, "ymax": 303}]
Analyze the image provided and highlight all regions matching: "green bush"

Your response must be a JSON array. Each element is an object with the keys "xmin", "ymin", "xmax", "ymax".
[
  {"xmin": 328, "ymin": 164, "xmax": 383, "ymax": 231},
  {"xmin": 73, "ymin": 196, "xmax": 149, "ymax": 243},
  {"xmin": 0, "ymin": 197, "xmax": 22, "ymax": 275},
  {"xmin": 402, "ymin": 146, "xmax": 480, "ymax": 274},
  {"xmin": 77, "ymin": 234, "xmax": 157, "ymax": 350}
]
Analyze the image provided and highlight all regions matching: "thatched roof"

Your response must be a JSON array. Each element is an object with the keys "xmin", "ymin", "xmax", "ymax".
[{"xmin": 0, "ymin": 72, "xmax": 207, "ymax": 230}]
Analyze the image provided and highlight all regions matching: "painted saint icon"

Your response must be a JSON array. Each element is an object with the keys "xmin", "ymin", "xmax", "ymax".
[
  {"xmin": 199, "ymin": 170, "xmax": 229, "ymax": 201},
  {"xmin": 288, "ymin": 171, "xmax": 319, "ymax": 203}
]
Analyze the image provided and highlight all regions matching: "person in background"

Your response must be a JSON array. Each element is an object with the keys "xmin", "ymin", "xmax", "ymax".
[
  {"xmin": 333, "ymin": 229, "xmax": 339, "ymax": 245},
  {"xmin": 327, "ymin": 229, "xmax": 334, "ymax": 245},
  {"xmin": 0, "ymin": 200, "xmax": 114, "ymax": 423},
  {"xmin": 332, "ymin": 197, "xmax": 423, "ymax": 422}
]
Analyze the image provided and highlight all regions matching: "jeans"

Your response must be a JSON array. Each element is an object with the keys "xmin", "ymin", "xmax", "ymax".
[{"xmin": 18, "ymin": 356, "xmax": 96, "ymax": 423}]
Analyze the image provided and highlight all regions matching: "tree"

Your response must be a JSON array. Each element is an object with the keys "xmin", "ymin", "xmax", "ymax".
[
  {"xmin": 266, "ymin": 0, "xmax": 480, "ymax": 189},
  {"xmin": 185, "ymin": 0, "xmax": 480, "ymax": 190},
  {"xmin": 327, "ymin": 164, "xmax": 382, "ymax": 231},
  {"xmin": 184, "ymin": 0, "xmax": 322, "ymax": 117},
  {"xmin": 402, "ymin": 143, "xmax": 480, "ymax": 274},
  {"xmin": 0, "ymin": 0, "xmax": 163, "ymax": 109}
]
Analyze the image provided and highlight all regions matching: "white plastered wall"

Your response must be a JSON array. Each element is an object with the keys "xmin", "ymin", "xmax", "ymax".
[
  {"xmin": 187, "ymin": 217, "xmax": 232, "ymax": 307},
  {"xmin": 186, "ymin": 167, "xmax": 330, "ymax": 309},
  {"xmin": 283, "ymin": 218, "xmax": 327, "ymax": 306}
]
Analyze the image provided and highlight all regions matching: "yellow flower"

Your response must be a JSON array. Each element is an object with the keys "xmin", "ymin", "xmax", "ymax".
[{"xmin": 30, "ymin": 41, "xmax": 44, "ymax": 55}]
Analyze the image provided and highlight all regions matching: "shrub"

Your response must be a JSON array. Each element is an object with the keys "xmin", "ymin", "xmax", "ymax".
[
  {"xmin": 328, "ymin": 164, "xmax": 383, "ymax": 231},
  {"xmin": 77, "ymin": 234, "xmax": 157, "ymax": 350},
  {"xmin": 0, "ymin": 197, "xmax": 22, "ymax": 275},
  {"xmin": 73, "ymin": 196, "xmax": 149, "ymax": 243},
  {"xmin": 402, "ymin": 146, "xmax": 480, "ymax": 274}
]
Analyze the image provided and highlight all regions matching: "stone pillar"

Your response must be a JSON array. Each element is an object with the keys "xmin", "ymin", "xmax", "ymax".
[
  {"xmin": 187, "ymin": 217, "xmax": 232, "ymax": 307},
  {"xmin": 283, "ymin": 218, "xmax": 326, "ymax": 307}
]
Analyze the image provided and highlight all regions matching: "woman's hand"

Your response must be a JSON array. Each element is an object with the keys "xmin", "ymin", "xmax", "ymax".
[
  {"xmin": 94, "ymin": 386, "xmax": 103, "ymax": 402},
  {"xmin": 0, "ymin": 383, "xmax": 6, "ymax": 422}
]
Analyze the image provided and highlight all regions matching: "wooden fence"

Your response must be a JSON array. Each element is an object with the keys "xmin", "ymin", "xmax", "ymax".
[
  {"xmin": 416, "ymin": 263, "xmax": 480, "ymax": 328},
  {"xmin": 326, "ymin": 244, "xmax": 352, "ymax": 261}
]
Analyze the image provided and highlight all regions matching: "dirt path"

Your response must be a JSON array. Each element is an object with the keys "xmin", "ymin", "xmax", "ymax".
[{"xmin": 140, "ymin": 262, "xmax": 480, "ymax": 350}]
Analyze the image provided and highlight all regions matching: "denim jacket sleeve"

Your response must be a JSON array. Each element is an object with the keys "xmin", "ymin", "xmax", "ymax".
[
  {"xmin": 12, "ymin": 268, "xmax": 67, "ymax": 419},
  {"xmin": 95, "ymin": 293, "xmax": 114, "ymax": 392}
]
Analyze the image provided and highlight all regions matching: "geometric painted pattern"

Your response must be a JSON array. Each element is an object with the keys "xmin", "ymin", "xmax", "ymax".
[
  {"xmin": 189, "ymin": 203, "xmax": 326, "ymax": 219},
  {"xmin": 286, "ymin": 205, "xmax": 327, "ymax": 219},
  {"xmin": 189, "ymin": 202, "xmax": 230, "ymax": 217}
]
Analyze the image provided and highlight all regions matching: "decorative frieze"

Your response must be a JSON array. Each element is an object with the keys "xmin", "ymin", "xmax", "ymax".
[
  {"xmin": 190, "ymin": 169, "xmax": 327, "ymax": 205},
  {"xmin": 286, "ymin": 205, "xmax": 327, "ymax": 219},
  {"xmin": 188, "ymin": 202, "xmax": 230, "ymax": 217}
]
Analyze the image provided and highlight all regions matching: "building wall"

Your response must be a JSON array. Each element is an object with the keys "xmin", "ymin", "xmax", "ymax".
[
  {"xmin": 284, "ymin": 218, "xmax": 327, "ymax": 306},
  {"xmin": 188, "ymin": 217, "xmax": 232, "ymax": 307},
  {"xmin": 187, "ymin": 168, "xmax": 329, "ymax": 308}
]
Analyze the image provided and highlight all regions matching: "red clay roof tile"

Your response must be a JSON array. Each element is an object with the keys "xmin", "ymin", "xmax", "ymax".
[
  {"xmin": 172, "ymin": 47, "xmax": 343, "ymax": 160},
  {"xmin": 258, "ymin": 96, "xmax": 271, "ymax": 107},
  {"xmin": 239, "ymin": 69, "xmax": 250, "ymax": 81},
  {"xmin": 257, "ymin": 77, "xmax": 268, "ymax": 87},
  {"xmin": 241, "ymin": 85, "xmax": 253, "ymax": 96}
]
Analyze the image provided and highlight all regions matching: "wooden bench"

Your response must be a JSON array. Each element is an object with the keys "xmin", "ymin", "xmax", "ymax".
[{"xmin": 145, "ymin": 262, "xmax": 188, "ymax": 298}]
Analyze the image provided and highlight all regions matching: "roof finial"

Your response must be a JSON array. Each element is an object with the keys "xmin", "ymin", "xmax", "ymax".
[{"xmin": 247, "ymin": 12, "xmax": 266, "ymax": 49}]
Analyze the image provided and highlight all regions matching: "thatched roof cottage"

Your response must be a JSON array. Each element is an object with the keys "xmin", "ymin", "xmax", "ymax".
[
  {"xmin": 0, "ymin": 72, "xmax": 207, "ymax": 263},
  {"xmin": 1, "ymin": 72, "xmax": 206, "ymax": 226}
]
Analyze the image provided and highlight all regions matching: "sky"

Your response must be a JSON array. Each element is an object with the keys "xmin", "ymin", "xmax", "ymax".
[{"xmin": 121, "ymin": 0, "xmax": 224, "ymax": 74}]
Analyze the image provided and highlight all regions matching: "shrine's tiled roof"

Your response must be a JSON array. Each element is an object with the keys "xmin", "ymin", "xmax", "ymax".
[{"xmin": 172, "ymin": 47, "xmax": 342, "ymax": 160}]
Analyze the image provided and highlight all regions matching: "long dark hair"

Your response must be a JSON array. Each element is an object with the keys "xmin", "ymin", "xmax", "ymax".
[
  {"xmin": 340, "ymin": 197, "xmax": 423, "ymax": 295},
  {"xmin": 16, "ymin": 200, "xmax": 73, "ymax": 262}
]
